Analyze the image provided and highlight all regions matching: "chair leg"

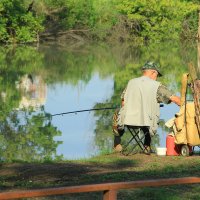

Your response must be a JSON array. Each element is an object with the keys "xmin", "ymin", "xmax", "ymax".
[{"xmin": 121, "ymin": 127, "xmax": 146, "ymax": 156}]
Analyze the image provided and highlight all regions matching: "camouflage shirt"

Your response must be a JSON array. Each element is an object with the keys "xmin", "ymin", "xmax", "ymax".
[{"xmin": 157, "ymin": 84, "xmax": 174, "ymax": 104}]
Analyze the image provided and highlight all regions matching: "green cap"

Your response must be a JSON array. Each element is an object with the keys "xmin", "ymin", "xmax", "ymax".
[{"xmin": 141, "ymin": 61, "xmax": 162, "ymax": 77}]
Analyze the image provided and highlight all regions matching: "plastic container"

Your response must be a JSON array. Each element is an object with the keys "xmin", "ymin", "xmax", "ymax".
[
  {"xmin": 166, "ymin": 134, "xmax": 180, "ymax": 156},
  {"xmin": 156, "ymin": 147, "xmax": 167, "ymax": 156}
]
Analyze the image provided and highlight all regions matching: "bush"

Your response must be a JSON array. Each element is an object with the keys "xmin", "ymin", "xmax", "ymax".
[
  {"xmin": 0, "ymin": 0, "xmax": 43, "ymax": 43},
  {"xmin": 0, "ymin": 0, "xmax": 199, "ymax": 43},
  {"xmin": 116, "ymin": 0, "xmax": 198, "ymax": 42}
]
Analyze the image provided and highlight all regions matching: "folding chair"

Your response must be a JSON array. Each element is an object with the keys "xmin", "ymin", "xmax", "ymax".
[{"xmin": 121, "ymin": 126, "xmax": 149, "ymax": 156}]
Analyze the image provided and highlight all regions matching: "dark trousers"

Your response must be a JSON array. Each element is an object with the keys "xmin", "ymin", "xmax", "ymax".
[{"xmin": 114, "ymin": 126, "xmax": 151, "ymax": 147}]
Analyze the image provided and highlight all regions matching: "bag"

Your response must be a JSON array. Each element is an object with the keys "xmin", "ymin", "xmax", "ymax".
[
  {"xmin": 166, "ymin": 73, "xmax": 200, "ymax": 145},
  {"xmin": 173, "ymin": 73, "xmax": 200, "ymax": 146},
  {"xmin": 174, "ymin": 102, "xmax": 200, "ymax": 146},
  {"xmin": 173, "ymin": 109, "xmax": 187, "ymax": 144}
]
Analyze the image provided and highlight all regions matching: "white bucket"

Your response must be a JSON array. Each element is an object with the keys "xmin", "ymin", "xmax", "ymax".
[{"xmin": 156, "ymin": 147, "xmax": 167, "ymax": 156}]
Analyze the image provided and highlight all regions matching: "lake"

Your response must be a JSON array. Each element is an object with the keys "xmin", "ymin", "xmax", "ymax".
[{"xmin": 0, "ymin": 41, "xmax": 198, "ymax": 161}]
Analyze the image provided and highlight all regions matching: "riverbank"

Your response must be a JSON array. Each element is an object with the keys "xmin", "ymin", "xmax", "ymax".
[{"xmin": 0, "ymin": 152, "xmax": 200, "ymax": 199}]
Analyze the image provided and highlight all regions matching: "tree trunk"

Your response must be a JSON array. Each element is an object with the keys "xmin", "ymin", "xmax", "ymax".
[
  {"xmin": 198, "ymin": 8, "xmax": 200, "ymax": 39},
  {"xmin": 197, "ymin": 8, "xmax": 200, "ymax": 78},
  {"xmin": 197, "ymin": 41, "xmax": 200, "ymax": 78}
]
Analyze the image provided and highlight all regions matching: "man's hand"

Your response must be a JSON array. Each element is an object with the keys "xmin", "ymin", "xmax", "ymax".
[{"xmin": 170, "ymin": 95, "xmax": 181, "ymax": 106}]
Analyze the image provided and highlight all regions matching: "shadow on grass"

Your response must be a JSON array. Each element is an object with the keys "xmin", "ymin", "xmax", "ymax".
[{"xmin": 0, "ymin": 154, "xmax": 200, "ymax": 199}]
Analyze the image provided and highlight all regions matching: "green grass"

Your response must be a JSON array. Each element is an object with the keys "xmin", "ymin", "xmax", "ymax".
[{"xmin": 0, "ymin": 153, "xmax": 200, "ymax": 199}]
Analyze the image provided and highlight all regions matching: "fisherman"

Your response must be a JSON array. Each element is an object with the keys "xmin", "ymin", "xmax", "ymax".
[{"xmin": 114, "ymin": 61, "xmax": 181, "ymax": 154}]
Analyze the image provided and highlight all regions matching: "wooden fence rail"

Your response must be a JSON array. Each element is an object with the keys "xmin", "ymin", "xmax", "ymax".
[{"xmin": 0, "ymin": 177, "xmax": 200, "ymax": 200}]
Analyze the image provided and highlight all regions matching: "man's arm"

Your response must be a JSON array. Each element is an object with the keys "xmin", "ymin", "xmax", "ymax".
[
  {"xmin": 157, "ymin": 85, "xmax": 180, "ymax": 106},
  {"xmin": 169, "ymin": 95, "xmax": 181, "ymax": 106}
]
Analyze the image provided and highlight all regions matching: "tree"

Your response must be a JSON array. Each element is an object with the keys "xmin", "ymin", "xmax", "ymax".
[
  {"xmin": 0, "ymin": 0, "xmax": 43, "ymax": 43},
  {"xmin": 117, "ymin": 0, "xmax": 198, "ymax": 42}
]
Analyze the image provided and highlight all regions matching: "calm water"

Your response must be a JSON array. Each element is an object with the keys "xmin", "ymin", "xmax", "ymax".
[{"xmin": 0, "ymin": 41, "xmax": 197, "ymax": 161}]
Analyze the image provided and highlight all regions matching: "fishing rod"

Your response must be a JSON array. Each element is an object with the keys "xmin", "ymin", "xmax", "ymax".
[
  {"xmin": 51, "ymin": 103, "xmax": 164, "ymax": 117},
  {"xmin": 51, "ymin": 107, "xmax": 118, "ymax": 117}
]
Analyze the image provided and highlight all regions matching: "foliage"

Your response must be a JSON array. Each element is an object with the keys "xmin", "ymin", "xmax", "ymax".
[
  {"xmin": 116, "ymin": 0, "xmax": 199, "ymax": 42},
  {"xmin": 40, "ymin": 0, "xmax": 96, "ymax": 31},
  {"xmin": 40, "ymin": 0, "xmax": 199, "ymax": 42},
  {"xmin": 1, "ymin": 0, "xmax": 199, "ymax": 43},
  {"xmin": 41, "ymin": 0, "xmax": 119, "ymax": 40},
  {"xmin": 91, "ymin": 0, "xmax": 120, "ymax": 40},
  {"xmin": 0, "ymin": 0, "xmax": 43, "ymax": 43}
]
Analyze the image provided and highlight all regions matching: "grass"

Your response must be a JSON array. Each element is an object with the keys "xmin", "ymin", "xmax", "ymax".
[{"xmin": 0, "ymin": 153, "xmax": 200, "ymax": 199}]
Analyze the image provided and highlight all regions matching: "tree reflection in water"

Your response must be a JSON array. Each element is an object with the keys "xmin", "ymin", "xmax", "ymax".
[
  {"xmin": 0, "ymin": 45, "xmax": 64, "ymax": 162},
  {"xmin": 0, "ymin": 108, "xmax": 63, "ymax": 162},
  {"xmin": 0, "ymin": 73, "xmax": 63, "ymax": 162}
]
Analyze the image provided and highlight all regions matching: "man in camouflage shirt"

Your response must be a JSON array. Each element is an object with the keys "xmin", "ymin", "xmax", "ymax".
[{"xmin": 114, "ymin": 61, "xmax": 181, "ymax": 154}]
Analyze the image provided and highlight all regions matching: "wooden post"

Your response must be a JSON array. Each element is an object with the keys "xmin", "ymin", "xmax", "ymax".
[
  {"xmin": 198, "ymin": 8, "xmax": 200, "ymax": 40},
  {"xmin": 0, "ymin": 177, "xmax": 200, "ymax": 199},
  {"xmin": 197, "ymin": 41, "xmax": 200, "ymax": 78},
  {"xmin": 197, "ymin": 7, "xmax": 200, "ymax": 78},
  {"xmin": 103, "ymin": 190, "xmax": 117, "ymax": 200}
]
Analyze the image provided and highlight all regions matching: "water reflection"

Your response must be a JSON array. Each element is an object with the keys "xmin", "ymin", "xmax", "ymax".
[
  {"xmin": 47, "ymin": 73, "xmax": 114, "ymax": 159},
  {"xmin": 0, "ymin": 41, "xmax": 198, "ymax": 161},
  {"xmin": 17, "ymin": 74, "xmax": 47, "ymax": 109}
]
